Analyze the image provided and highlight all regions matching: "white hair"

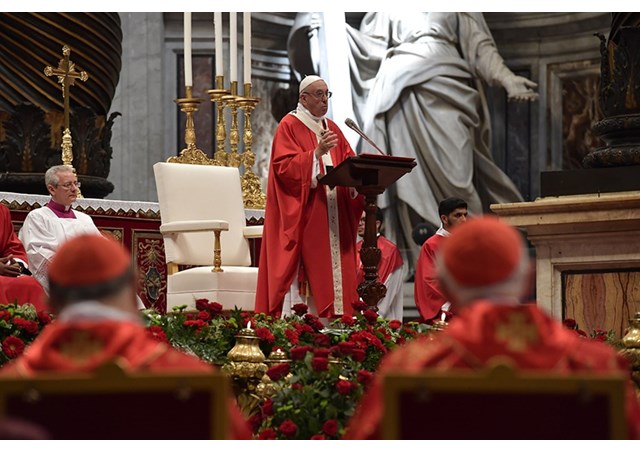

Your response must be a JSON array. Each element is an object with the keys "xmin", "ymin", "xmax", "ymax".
[{"xmin": 45, "ymin": 165, "xmax": 74, "ymax": 187}]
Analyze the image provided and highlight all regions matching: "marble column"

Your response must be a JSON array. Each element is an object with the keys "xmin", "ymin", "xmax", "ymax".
[{"xmin": 109, "ymin": 12, "xmax": 165, "ymax": 201}]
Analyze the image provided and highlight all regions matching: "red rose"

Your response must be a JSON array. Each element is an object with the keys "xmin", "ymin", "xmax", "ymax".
[
  {"xmin": 183, "ymin": 319, "xmax": 206, "ymax": 329},
  {"xmin": 322, "ymin": 419, "xmax": 338, "ymax": 436},
  {"xmin": 195, "ymin": 298, "xmax": 210, "ymax": 311},
  {"xmin": 291, "ymin": 383, "xmax": 303, "ymax": 390},
  {"xmin": 37, "ymin": 311, "xmax": 52, "ymax": 325},
  {"xmin": 0, "ymin": 310, "xmax": 10, "ymax": 321},
  {"xmin": 284, "ymin": 329, "xmax": 300, "ymax": 345},
  {"xmin": 340, "ymin": 315, "xmax": 356, "ymax": 326},
  {"xmin": 208, "ymin": 302, "xmax": 223, "ymax": 315},
  {"xmin": 311, "ymin": 356, "xmax": 329, "ymax": 372},
  {"xmin": 278, "ymin": 419, "xmax": 298, "ymax": 437},
  {"xmin": 299, "ymin": 324, "xmax": 315, "ymax": 335},
  {"xmin": 147, "ymin": 326, "xmax": 168, "ymax": 342},
  {"xmin": 292, "ymin": 303, "xmax": 308, "ymax": 316},
  {"xmin": 290, "ymin": 346, "xmax": 311, "ymax": 361},
  {"xmin": 262, "ymin": 398, "xmax": 274, "ymax": 416},
  {"xmin": 563, "ymin": 318, "xmax": 577, "ymax": 329},
  {"xmin": 388, "ymin": 320, "xmax": 402, "ymax": 330},
  {"xmin": 258, "ymin": 428, "xmax": 277, "ymax": 440},
  {"xmin": 397, "ymin": 336, "xmax": 406, "ymax": 345},
  {"xmin": 357, "ymin": 369, "xmax": 374, "ymax": 387},
  {"xmin": 310, "ymin": 434, "xmax": 326, "ymax": 440},
  {"xmin": 337, "ymin": 341, "xmax": 355, "ymax": 355},
  {"xmin": 336, "ymin": 380, "xmax": 356, "ymax": 395},
  {"xmin": 256, "ymin": 327, "xmax": 275, "ymax": 343},
  {"xmin": 2, "ymin": 335, "xmax": 25, "ymax": 358},
  {"xmin": 197, "ymin": 311, "xmax": 211, "ymax": 322},
  {"xmin": 352, "ymin": 300, "xmax": 368, "ymax": 312},
  {"xmin": 313, "ymin": 348, "xmax": 330, "ymax": 358},
  {"xmin": 304, "ymin": 314, "xmax": 324, "ymax": 331},
  {"xmin": 13, "ymin": 317, "xmax": 39, "ymax": 335},
  {"xmin": 266, "ymin": 363, "xmax": 291, "ymax": 381},
  {"xmin": 351, "ymin": 348, "xmax": 366, "ymax": 362},
  {"xmin": 314, "ymin": 333, "xmax": 331, "ymax": 347},
  {"xmin": 362, "ymin": 309, "xmax": 379, "ymax": 325},
  {"xmin": 248, "ymin": 413, "xmax": 262, "ymax": 431}
]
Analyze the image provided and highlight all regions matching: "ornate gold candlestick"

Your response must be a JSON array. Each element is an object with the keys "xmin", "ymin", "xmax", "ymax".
[
  {"xmin": 168, "ymin": 86, "xmax": 214, "ymax": 165},
  {"xmin": 221, "ymin": 323, "xmax": 269, "ymax": 417},
  {"xmin": 206, "ymin": 75, "xmax": 230, "ymax": 166},
  {"xmin": 238, "ymin": 83, "xmax": 266, "ymax": 209},
  {"xmin": 44, "ymin": 45, "xmax": 88, "ymax": 198},
  {"xmin": 619, "ymin": 312, "xmax": 640, "ymax": 398},
  {"xmin": 221, "ymin": 81, "xmax": 241, "ymax": 168}
]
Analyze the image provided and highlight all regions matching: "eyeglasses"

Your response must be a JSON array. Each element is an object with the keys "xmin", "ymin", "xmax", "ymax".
[
  {"xmin": 58, "ymin": 181, "xmax": 81, "ymax": 189},
  {"xmin": 303, "ymin": 90, "xmax": 332, "ymax": 100}
]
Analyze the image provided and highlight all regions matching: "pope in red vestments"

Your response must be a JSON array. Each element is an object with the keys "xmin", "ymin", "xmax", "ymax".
[
  {"xmin": 0, "ymin": 204, "xmax": 46, "ymax": 310},
  {"xmin": 255, "ymin": 76, "xmax": 364, "ymax": 318},
  {"xmin": 345, "ymin": 216, "xmax": 640, "ymax": 439},
  {"xmin": 0, "ymin": 234, "xmax": 250, "ymax": 440}
]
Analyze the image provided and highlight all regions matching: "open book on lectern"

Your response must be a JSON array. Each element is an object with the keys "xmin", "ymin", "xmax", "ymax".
[{"xmin": 317, "ymin": 154, "xmax": 416, "ymax": 190}]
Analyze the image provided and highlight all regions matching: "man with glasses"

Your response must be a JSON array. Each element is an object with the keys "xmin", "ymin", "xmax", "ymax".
[
  {"xmin": 256, "ymin": 75, "xmax": 364, "ymax": 320},
  {"xmin": 19, "ymin": 165, "xmax": 101, "ymax": 292}
]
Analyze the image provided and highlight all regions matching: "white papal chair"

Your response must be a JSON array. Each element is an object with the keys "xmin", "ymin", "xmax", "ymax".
[{"xmin": 153, "ymin": 162, "xmax": 262, "ymax": 312}]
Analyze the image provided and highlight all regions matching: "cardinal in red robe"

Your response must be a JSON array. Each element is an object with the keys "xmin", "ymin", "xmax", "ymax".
[
  {"xmin": 255, "ymin": 76, "xmax": 364, "ymax": 319},
  {"xmin": 0, "ymin": 204, "xmax": 46, "ymax": 310},
  {"xmin": 0, "ymin": 234, "xmax": 250, "ymax": 440},
  {"xmin": 346, "ymin": 216, "xmax": 640, "ymax": 439}
]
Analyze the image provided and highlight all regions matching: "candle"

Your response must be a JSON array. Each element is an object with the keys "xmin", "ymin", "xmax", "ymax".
[
  {"xmin": 229, "ymin": 12, "xmax": 237, "ymax": 82},
  {"xmin": 247, "ymin": 321, "xmax": 251, "ymax": 330},
  {"xmin": 183, "ymin": 12, "xmax": 192, "ymax": 87},
  {"xmin": 214, "ymin": 12, "xmax": 223, "ymax": 78},
  {"xmin": 243, "ymin": 12, "xmax": 251, "ymax": 85}
]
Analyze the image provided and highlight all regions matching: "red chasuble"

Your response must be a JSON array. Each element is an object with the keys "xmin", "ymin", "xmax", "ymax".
[
  {"xmin": 0, "ymin": 204, "xmax": 46, "ymax": 310},
  {"xmin": 0, "ymin": 320, "xmax": 251, "ymax": 439},
  {"xmin": 414, "ymin": 233, "xmax": 447, "ymax": 321},
  {"xmin": 356, "ymin": 235, "xmax": 403, "ymax": 285},
  {"xmin": 255, "ymin": 113, "xmax": 364, "ymax": 318},
  {"xmin": 344, "ymin": 302, "xmax": 640, "ymax": 440}
]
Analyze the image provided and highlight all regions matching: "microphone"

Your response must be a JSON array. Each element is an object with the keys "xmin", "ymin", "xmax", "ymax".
[{"xmin": 344, "ymin": 118, "xmax": 387, "ymax": 156}]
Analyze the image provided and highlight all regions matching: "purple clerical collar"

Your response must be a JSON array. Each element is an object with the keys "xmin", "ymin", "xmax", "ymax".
[{"xmin": 46, "ymin": 200, "xmax": 76, "ymax": 219}]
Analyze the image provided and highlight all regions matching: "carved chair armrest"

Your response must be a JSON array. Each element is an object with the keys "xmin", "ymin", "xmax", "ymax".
[
  {"xmin": 161, "ymin": 220, "xmax": 230, "ymax": 272},
  {"xmin": 160, "ymin": 220, "xmax": 229, "ymax": 233},
  {"xmin": 243, "ymin": 225, "xmax": 263, "ymax": 239}
]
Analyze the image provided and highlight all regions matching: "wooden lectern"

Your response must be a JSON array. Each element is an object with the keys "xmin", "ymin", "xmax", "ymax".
[{"xmin": 318, "ymin": 154, "xmax": 416, "ymax": 311}]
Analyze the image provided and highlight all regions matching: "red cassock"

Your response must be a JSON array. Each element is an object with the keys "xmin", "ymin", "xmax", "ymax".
[
  {"xmin": 0, "ymin": 321, "xmax": 251, "ymax": 440},
  {"xmin": 414, "ymin": 233, "xmax": 446, "ymax": 321},
  {"xmin": 356, "ymin": 235, "xmax": 403, "ymax": 286},
  {"xmin": 0, "ymin": 204, "xmax": 46, "ymax": 310},
  {"xmin": 255, "ymin": 114, "xmax": 364, "ymax": 318},
  {"xmin": 344, "ymin": 301, "xmax": 640, "ymax": 439}
]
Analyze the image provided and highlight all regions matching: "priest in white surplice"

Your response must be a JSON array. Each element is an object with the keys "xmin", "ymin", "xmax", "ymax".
[{"xmin": 19, "ymin": 165, "xmax": 101, "ymax": 291}]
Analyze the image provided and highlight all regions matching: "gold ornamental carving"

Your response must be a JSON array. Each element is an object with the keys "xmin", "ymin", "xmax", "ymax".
[
  {"xmin": 221, "ymin": 324, "xmax": 270, "ymax": 417},
  {"xmin": 619, "ymin": 312, "xmax": 640, "ymax": 397},
  {"xmin": 238, "ymin": 83, "xmax": 266, "ymax": 209}
]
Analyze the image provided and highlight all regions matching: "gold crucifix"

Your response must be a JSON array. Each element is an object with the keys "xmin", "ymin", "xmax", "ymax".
[{"xmin": 44, "ymin": 45, "xmax": 89, "ymax": 197}]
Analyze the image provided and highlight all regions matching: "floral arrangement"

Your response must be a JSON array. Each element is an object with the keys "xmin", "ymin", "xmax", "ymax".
[
  {"xmin": 143, "ymin": 299, "xmax": 431, "ymax": 439},
  {"xmin": 562, "ymin": 318, "xmax": 621, "ymax": 348},
  {"xmin": 0, "ymin": 302, "xmax": 52, "ymax": 366}
]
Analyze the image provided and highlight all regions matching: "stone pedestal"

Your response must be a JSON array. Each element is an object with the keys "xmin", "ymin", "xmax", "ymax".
[{"xmin": 492, "ymin": 192, "xmax": 640, "ymax": 336}]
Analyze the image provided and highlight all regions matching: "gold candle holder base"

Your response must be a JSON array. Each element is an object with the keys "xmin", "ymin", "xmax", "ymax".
[{"xmin": 169, "ymin": 86, "xmax": 214, "ymax": 165}]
